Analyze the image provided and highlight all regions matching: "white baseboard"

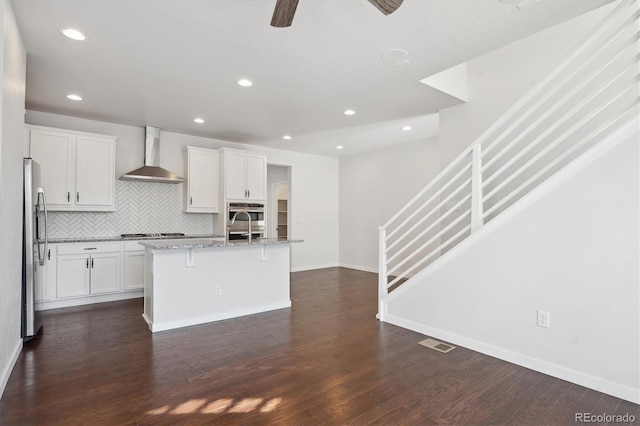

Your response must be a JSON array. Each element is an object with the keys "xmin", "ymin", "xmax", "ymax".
[
  {"xmin": 338, "ymin": 263, "xmax": 378, "ymax": 273},
  {"xmin": 40, "ymin": 290, "xmax": 143, "ymax": 311},
  {"xmin": 291, "ymin": 263, "xmax": 339, "ymax": 272},
  {"xmin": 291, "ymin": 263, "xmax": 379, "ymax": 273},
  {"xmin": 384, "ymin": 314, "xmax": 640, "ymax": 404},
  {"xmin": 0, "ymin": 338, "xmax": 22, "ymax": 400},
  {"xmin": 148, "ymin": 301, "xmax": 292, "ymax": 332}
]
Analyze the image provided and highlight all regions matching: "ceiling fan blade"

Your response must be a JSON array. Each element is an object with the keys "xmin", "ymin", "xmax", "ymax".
[
  {"xmin": 367, "ymin": 0, "xmax": 404, "ymax": 15},
  {"xmin": 271, "ymin": 0, "xmax": 299, "ymax": 27}
]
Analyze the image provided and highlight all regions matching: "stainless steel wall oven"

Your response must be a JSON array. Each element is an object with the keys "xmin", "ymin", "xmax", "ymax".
[{"xmin": 227, "ymin": 202, "xmax": 265, "ymax": 240}]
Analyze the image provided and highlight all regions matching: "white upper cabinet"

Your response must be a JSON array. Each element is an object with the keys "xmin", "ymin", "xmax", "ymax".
[
  {"xmin": 28, "ymin": 125, "xmax": 116, "ymax": 211},
  {"xmin": 184, "ymin": 146, "xmax": 219, "ymax": 213},
  {"xmin": 29, "ymin": 128, "xmax": 74, "ymax": 206},
  {"xmin": 246, "ymin": 153, "xmax": 267, "ymax": 201},
  {"xmin": 220, "ymin": 148, "xmax": 267, "ymax": 202},
  {"xmin": 76, "ymin": 135, "xmax": 115, "ymax": 208},
  {"xmin": 224, "ymin": 149, "xmax": 247, "ymax": 201}
]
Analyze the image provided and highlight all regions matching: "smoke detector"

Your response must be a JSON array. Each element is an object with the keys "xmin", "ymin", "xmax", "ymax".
[{"xmin": 381, "ymin": 48, "xmax": 410, "ymax": 67}]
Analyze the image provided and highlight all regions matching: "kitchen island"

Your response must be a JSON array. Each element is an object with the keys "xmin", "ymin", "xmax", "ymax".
[{"xmin": 139, "ymin": 238, "xmax": 302, "ymax": 332}]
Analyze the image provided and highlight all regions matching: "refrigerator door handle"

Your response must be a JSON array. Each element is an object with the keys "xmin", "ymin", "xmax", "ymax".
[{"xmin": 36, "ymin": 188, "xmax": 48, "ymax": 266}]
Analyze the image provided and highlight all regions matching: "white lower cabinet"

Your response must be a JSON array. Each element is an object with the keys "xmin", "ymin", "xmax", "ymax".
[
  {"xmin": 32, "ymin": 241, "xmax": 143, "ymax": 309},
  {"xmin": 56, "ymin": 254, "xmax": 91, "ymax": 298},
  {"xmin": 37, "ymin": 239, "xmax": 201, "ymax": 309},
  {"xmin": 56, "ymin": 242, "xmax": 121, "ymax": 298},
  {"xmin": 123, "ymin": 241, "xmax": 145, "ymax": 290},
  {"xmin": 39, "ymin": 240, "xmax": 145, "ymax": 309},
  {"xmin": 35, "ymin": 245, "xmax": 57, "ymax": 309},
  {"xmin": 89, "ymin": 252, "xmax": 121, "ymax": 294}
]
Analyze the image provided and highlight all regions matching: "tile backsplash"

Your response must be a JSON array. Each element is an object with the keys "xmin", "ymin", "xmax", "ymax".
[{"xmin": 48, "ymin": 180, "xmax": 214, "ymax": 238}]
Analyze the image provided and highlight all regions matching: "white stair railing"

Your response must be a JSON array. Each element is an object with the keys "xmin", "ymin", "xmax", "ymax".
[{"xmin": 378, "ymin": 0, "xmax": 639, "ymax": 320}]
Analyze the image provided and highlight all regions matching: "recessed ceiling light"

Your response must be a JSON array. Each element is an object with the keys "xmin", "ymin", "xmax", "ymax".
[
  {"xmin": 402, "ymin": 126, "xmax": 412, "ymax": 131},
  {"xmin": 344, "ymin": 109, "xmax": 356, "ymax": 116},
  {"xmin": 336, "ymin": 145, "xmax": 344, "ymax": 150},
  {"xmin": 237, "ymin": 79, "xmax": 253, "ymax": 87},
  {"xmin": 282, "ymin": 135, "xmax": 292, "ymax": 140},
  {"xmin": 61, "ymin": 28, "xmax": 86, "ymax": 41},
  {"xmin": 66, "ymin": 94, "xmax": 82, "ymax": 101},
  {"xmin": 193, "ymin": 118, "xmax": 205, "ymax": 124}
]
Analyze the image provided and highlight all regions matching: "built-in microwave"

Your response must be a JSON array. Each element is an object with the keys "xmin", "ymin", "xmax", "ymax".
[{"xmin": 226, "ymin": 202, "xmax": 266, "ymax": 240}]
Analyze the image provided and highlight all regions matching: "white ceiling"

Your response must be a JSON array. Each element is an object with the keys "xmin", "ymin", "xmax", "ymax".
[{"xmin": 12, "ymin": 0, "xmax": 610, "ymax": 157}]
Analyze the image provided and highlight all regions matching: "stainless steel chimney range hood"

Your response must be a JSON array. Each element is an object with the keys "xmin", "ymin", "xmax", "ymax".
[{"xmin": 120, "ymin": 126, "xmax": 184, "ymax": 183}]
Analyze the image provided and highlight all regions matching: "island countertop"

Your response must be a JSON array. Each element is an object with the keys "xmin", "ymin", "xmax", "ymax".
[{"xmin": 139, "ymin": 237, "xmax": 304, "ymax": 250}]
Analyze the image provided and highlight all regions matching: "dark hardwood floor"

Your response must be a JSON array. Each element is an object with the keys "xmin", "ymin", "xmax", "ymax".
[{"xmin": 1, "ymin": 267, "xmax": 638, "ymax": 425}]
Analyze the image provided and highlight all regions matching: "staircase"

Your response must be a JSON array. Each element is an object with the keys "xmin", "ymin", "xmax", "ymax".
[{"xmin": 378, "ymin": 0, "xmax": 639, "ymax": 317}]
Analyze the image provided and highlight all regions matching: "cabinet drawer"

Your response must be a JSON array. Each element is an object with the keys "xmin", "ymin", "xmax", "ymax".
[
  {"xmin": 124, "ymin": 241, "xmax": 145, "ymax": 252},
  {"xmin": 57, "ymin": 242, "xmax": 121, "ymax": 255}
]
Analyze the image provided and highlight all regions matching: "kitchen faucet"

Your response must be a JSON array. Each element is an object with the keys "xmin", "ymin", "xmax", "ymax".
[{"xmin": 230, "ymin": 210, "xmax": 252, "ymax": 242}]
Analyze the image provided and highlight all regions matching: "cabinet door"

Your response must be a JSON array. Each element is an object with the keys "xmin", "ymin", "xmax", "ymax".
[
  {"xmin": 187, "ymin": 148, "xmax": 218, "ymax": 212},
  {"xmin": 34, "ymin": 255, "xmax": 46, "ymax": 307},
  {"xmin": 30, "ymin": 129, "xmax": 74, "ymax": 207},
  {"xmin": 224, "ymin": 150, "xmax": 247, "ymax": 200},
  {"xmin": 123, "ymin": 252, "xmax": 145, "ymax": 291},
  {"xmin": 246, "ymin": 154, "xmax": 267, "ymax": 200},
  {"xmin": 90, "ymin": 253, "xmax": 120, "ymax": 294},
  {"xmin": 45, "ymin": 247, "xmax": 57, "ymax": 301},
  {"xmin": 76, "ymin": 135, "xmax": 115, "ymax": 208},
  {"xmin": 57, "ymin": 255, "xmax": 90, "ymax": 298},
  {"xmin": 35, "ymin": 246, "xmax": 57, "ymax": 303}
]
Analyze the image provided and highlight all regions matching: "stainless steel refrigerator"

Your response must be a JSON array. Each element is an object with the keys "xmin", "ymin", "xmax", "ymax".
[{"xmin": 22, "ymin": 158, "xmax": 48, "ymax": 341}]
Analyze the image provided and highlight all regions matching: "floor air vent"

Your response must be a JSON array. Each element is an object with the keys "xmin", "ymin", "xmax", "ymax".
[{"xmin": 418, "ymin": 338, "xmax": 456, "ymax": 353}]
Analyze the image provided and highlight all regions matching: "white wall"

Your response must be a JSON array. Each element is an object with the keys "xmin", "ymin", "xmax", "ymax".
[
  {"xmin": 439, "ymin": 4, "xmax": 613, "ymax": 168},
  {"xmin": 385, "ymin": 123, "xmax": 640, "ymax": 403},
  {"xmin": 25, "ymin": 111, "xmax": 340, "ymax": 271},
  {"xmin": 0, "ymin": 0, "xmax": 26, "ymax": 398},
  {"xmin": 339, "ymin": 137, "xmax": 439, "ymax": 272}
]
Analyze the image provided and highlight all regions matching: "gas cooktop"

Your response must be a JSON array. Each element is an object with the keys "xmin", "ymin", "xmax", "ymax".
[{"xmin": 120, "ymin": 233, "xmax": 185, "ymax": 239}]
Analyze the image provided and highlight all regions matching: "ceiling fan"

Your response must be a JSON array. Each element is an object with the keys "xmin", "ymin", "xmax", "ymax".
[{"xmin": 271, "ymin": 0, "xmax": 404, "ymax": 27}]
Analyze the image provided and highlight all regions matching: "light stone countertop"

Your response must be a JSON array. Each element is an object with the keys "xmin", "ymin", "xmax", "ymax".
[
  {"xmin": 48, "ymin": 234, "xmax": 226, "ymax": 244},
  {"xmin": 139, "ymin": 237, "xmax": 304, "ymax": 251}
]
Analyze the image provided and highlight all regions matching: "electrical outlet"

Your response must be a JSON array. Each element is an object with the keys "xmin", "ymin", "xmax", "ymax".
[
  {"xmin": 215, "ymin": 285, "xmax": 222, "ymax": 296},
  {"xmin": 537, "ymin": 310, "xmax": 550, "ymax": 328}
]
